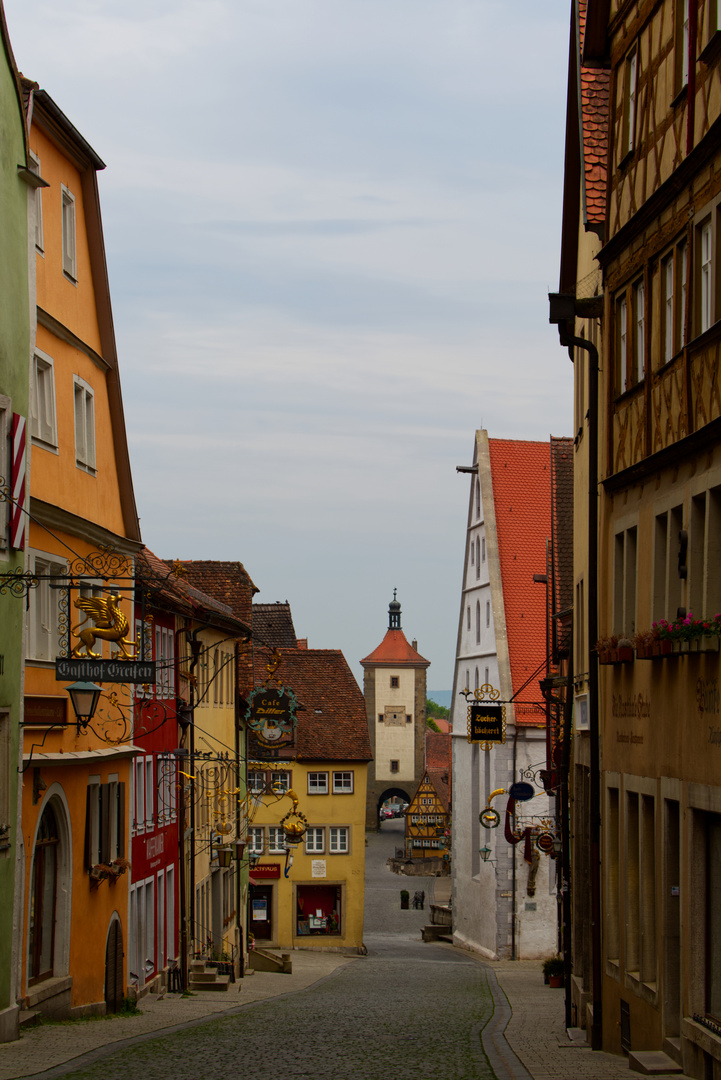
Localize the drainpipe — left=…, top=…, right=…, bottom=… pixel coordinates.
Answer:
left=549, top=292, right=602, bottom=1051
left=175, top=620, right=191, bottom=993
left=186, top=624, right=204, bottom=964
left=511, top=726, right=519, bottom=961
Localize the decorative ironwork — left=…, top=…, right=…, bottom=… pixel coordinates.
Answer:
left=57, top=584, right=69, bottom=659
left=0, top=569, right=39, bottom=598
left=67, top=544, right=132, bottom=581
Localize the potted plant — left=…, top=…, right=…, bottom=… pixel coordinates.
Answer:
left=595, top=635, right=618, bottom=664
left=542, top=955, right=565, bottom=987
left=633, top=628, right=656, bottom=660
left=654, top=613, right=721, bottom=653
left=616, top=636, right=634, bottom=662
left=400, top=889, right=410, bottom=910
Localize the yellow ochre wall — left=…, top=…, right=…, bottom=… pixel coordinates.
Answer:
left=251, top=760, right=368, bottom=950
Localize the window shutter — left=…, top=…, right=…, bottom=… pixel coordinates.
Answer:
left=100, top=784, right=111, bottom=864
left=84, top=786, right=93, bottom=870
left=117, top=783, right=125, bottom=858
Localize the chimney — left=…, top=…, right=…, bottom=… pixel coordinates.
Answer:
left=296, top=638, right=308, bottom=650
left=412, top=639, right=418, bottom=651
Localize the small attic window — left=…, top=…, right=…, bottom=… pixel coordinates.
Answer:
left=314, top=708, right=322, bottom=714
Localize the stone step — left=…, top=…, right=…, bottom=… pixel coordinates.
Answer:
left=628, top=1050, right=684, bottom=1075
left=188, top=971, right=219, bottom=982
left=421, top=925, right=452, bottom=943
left=248, top=948, right=292, bottom=974
left=663, top=1037, right=683, bottom=1067
left=188, top=974, right=230, bottom=992
left=19, top=1009, right=40, bottom=1028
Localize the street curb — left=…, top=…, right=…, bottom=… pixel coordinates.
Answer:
left=479, top=965, right=534, bottom=1080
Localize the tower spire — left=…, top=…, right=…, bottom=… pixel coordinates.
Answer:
left=388, top=589, right=402, bottom=630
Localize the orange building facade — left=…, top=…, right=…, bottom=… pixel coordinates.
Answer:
left=20, top=85, right=142, bottom=1018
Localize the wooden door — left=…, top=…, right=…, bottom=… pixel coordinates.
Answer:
left=249, top=885, right=273, bottom=941
left=105, top=919, right=124, bottom=1013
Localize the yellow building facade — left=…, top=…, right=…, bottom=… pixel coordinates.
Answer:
left=246, top=639, right=371, bottom=952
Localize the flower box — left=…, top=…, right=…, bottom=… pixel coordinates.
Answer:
left=652, top=640, right=673, bottom=657
left=616, top=646, right=634, bottom=663
left=635, top=645, right=654, bottom=660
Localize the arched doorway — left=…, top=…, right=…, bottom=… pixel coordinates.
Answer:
left=28, top=804, right=60, bottom=985
left=105, top=918, right=124, bottom=1013
left=376, top=787, right=412, bottom=824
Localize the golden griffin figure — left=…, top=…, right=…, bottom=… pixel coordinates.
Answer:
left=71, top=592, right=135, bottom=659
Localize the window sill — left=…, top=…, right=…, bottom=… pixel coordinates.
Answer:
left=63, top=271, right=78, bottom=287
left=618, top=147, right=636, bottom=171
left=75, top=463, right=97, bottom=476
left=614, top=379, right=645, bottom=406
left=31, top=436, right=59, bottom=455
left=699, top=32, right=721, bottom=65
left=687, top=319, right=721, bottom=353
left=671, top=84, right=688, bottom=110
left=683, top=1017, right=721, bottom=1062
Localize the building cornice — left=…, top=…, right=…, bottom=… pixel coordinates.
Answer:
left=37, top=307, right=109, bottom=371
left=29, top=497, right=143, bottom=556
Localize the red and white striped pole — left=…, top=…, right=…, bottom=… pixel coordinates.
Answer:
left=10, top=413, right=26, bottom=550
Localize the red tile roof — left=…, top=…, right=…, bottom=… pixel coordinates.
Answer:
left=252, top=603, right=298, bottom=648
left=425, top=731, right=451, bottom=772
left=488, top=440, right=552, bottom=721
left=360, top=629, right=429, bottom=667
left=251, top=646, right=372, bottom=762
left=170, top=560, right=257, bottom=628
left=579, top=0, right=609, bottom=228
left=428, top=715, right=451, bottom=734
left=551, top=437, right=574, bottom=656
left=140, top=550, right=250, bottom=635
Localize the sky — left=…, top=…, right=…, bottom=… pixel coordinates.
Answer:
left=5, top=0, right=572, bottom=691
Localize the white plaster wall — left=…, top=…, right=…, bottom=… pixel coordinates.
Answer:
left=450, top=436, right=557, bottom=961
left=512, top=728, right=558, bottom=960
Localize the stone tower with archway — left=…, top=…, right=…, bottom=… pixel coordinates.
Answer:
left=361, top=593, right=430, bottom=828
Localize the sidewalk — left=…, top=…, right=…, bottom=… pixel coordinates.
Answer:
left=490, top=959, right=692, bottom=1080
left=0, top=952, right=355, bottom=1080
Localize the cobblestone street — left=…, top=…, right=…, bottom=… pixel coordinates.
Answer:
left=2, top=820, right=661, bottom=1080
left=35, top=822, right=498, bottom=1080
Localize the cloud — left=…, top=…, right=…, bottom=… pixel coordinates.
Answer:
left=6, top=0, right=571, bottom=684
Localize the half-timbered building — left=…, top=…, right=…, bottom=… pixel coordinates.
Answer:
left=553, top=0, right=721, bottom=1071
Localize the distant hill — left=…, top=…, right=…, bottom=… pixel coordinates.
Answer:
left=427, top=690, right=451, bottom=710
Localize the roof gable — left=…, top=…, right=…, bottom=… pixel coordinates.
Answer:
left=361, top=629, right=429, bottom=667
left=488, top=439, right=552, bottom=714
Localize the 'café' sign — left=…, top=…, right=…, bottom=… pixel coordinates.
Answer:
left=244, top=686, right=297, bottom=746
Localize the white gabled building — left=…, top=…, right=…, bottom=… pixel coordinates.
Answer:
left=450, top=431, right=570, bottom=960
